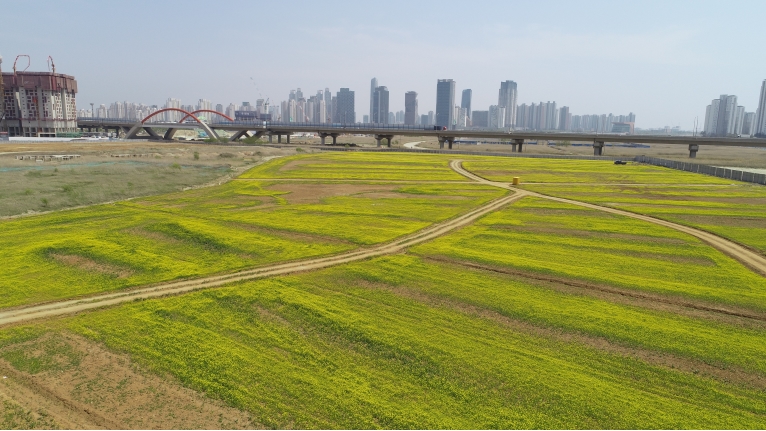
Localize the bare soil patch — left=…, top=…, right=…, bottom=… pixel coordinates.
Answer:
left=266, top=183, right=400, bottom=204
left=51, top=253, right=134, bottom=278
left=672, top=215, right=766, bottom=229
left=0, top=332, right=256, bottom=429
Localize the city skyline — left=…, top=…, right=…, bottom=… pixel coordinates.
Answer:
left=6, top=1, right=763, bottom=129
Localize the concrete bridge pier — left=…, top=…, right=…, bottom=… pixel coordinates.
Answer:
left=513, top=138, right=524, bottom=152
left=331, top=133, right=340, bottom=145
left=277, top=134, right=282, bottom=143
left=593, top=141, right=605, bottom=156
left=375, top=135, right=383, bottom=147
left=438, top=137, right=446, bottom=149
left=268, top=133, right=273, bottom=143
left=689, top=144, right=699, bottom=158
left=229, top=130, right=251, bottom=142
left=447, top=138, right=454, bottom=149
left=319, top=133, right=328, bottom=145
left=286, top=134, right=291, bottom=144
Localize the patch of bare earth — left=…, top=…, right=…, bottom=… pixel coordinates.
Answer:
left=489, top=224, right=689, bottom=245
left=50, top=253, right=134, bottom=279
left=348, top=271, right=766, bottom=390
left=266, top=183, right=401, bottom=204
left=672, top=214, right=766, bottom=229
left=0, top=332, right=257, bottom=429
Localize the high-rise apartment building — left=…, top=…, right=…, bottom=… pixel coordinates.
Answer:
left=404, top=91, right=418, bottom=125
left=461, top=89, right=472, bottom=120
left=756, top=80, right=766, bottom=136
left=488, top=105, right=506, bottom=129
left=369, top=78, right=378, bottom=123
left=372, top=86, right=389, bottom=124
left=743, top=112, right=757, bottom=136
left=334, top=88, right=355, bottom=124
left=324, top=88, right=331, bottom=122
left=498, top=80, right=517, bottom=128
left=558, top=106, right=571, bottom=131
left=0, top=69, right=79, bottom=137
left=705, top=95, right=739, bottom=136
left=435, top=79, right=455, bottom=128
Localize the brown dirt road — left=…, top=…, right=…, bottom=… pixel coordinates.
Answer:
left=0, top=186, right=524, bottom=327
left=450, top=160, right=766, bottom=277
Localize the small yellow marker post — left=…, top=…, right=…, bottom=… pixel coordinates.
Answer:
left=512, top=177, right=520, bottom=185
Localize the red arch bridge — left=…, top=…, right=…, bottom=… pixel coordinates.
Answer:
left=76, top=109, right=766, bottom=158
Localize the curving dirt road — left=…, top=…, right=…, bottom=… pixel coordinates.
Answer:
left=0, top=187, right=524, bottom=327
left=450, top=160, right=766, bottom=277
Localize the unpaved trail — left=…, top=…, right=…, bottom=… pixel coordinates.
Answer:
left=450, top=160, right=766, bottom=277
left=0, top=188, right=522, bottom=327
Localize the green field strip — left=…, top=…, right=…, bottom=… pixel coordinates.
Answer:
left=462, top=159, right=735, bottom=184
left=411, top=196, right=766, bottom=312
left=16, top=258, right=758, bottom=428
left=0, top=160, right=503, bottom=308
left=522, top=183, right=766, bottom=254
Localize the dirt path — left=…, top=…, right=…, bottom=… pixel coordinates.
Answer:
left=450, top=160, right=766, bottom=277
left=0, top=189, right=522, bottom=327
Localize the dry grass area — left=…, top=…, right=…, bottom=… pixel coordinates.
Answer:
left=0, top=331, right=255, bottom=429
left=0, top=141, right=306, bottom=217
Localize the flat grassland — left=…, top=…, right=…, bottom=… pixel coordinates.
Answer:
left=1, top=151, right=765, bottom=428
left=0, top=153, right=501, bottom=308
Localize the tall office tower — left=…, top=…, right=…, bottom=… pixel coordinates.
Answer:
left=498, top=80, right=518, bottom=128
left=215, top=103, right=223, bottom=113
left=369, top=78, right=378, bottom=122
left=428, top=111, right=434, bottom=126
left=472, top=111, right=489, bottom=128
left=404, top=91, right=418, bottom=125
left=372, top=86, right=389, bottom=124
left=461, top=89, right=472, bottom=120
left=306, top=98, right=315, bottom=122
left=318, top=100, right=326, bottom=124
left=288, top=99, right=297, bottom=122
left=420, top=114, right=429, bottom=126
left=558, top=106, right=570, bottom=130
left=396, top=110, right=404, bottom=124
left=324, top=88, right=332, bottom=122
left=289, top=90, right=296, bottom=102
left=335, top=88, right=355, bottom=124
left=742, top=112, right=757, bottom=136
left=756, top=80, right=766, bottom=136
left=516, top=104, right=529, bottom=129
left=435, top=79, right=456, bottom=128
left=388, top=112, right=395, bottom=124
left=269, top=106, right=280, bottom=121
left=295, top=88, right=303, bottom=101
left=363, top=115, right=370, bottom=123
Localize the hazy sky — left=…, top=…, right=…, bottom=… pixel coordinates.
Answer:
left=3, top=0, right=764, bottom=129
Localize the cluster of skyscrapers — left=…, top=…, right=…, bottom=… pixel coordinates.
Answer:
left=704, top=80, right=766, bottom=137
left=84, top=77, right=766, bottom=140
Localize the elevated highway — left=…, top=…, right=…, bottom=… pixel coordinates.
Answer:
left=77, top=110, right=766, bottom=158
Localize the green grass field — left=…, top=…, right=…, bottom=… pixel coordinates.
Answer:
left=1, top=253, right=760, bottom=428
left=240, top=152, right=469, bottom=181
left=462, top=158, right=734, bottom=184
left=522, top=183, right=766, bottom=254
left=1, top=152, right=765, bottom=428
left=412, top=196, right=766, bottom=311
left=0, top=154, right=504, bottom=308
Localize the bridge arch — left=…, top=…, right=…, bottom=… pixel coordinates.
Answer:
left=178, top=110, right=234, bottom=123
left=139, top=108, right=218, bottom=140
left=141, top=108, right=202, bottom=125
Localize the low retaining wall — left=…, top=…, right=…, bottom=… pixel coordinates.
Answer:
left=636, top=155, right=766, bottom=185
